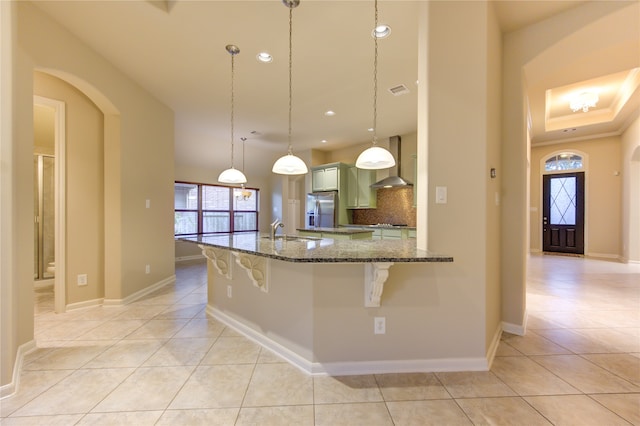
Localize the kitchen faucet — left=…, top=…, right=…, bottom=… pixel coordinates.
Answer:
left=270, top=219, right=284, bottom=239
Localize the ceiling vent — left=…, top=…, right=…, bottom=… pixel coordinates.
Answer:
left=388, top=84, right=410, bottom=96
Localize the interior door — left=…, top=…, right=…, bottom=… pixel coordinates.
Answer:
left=542, top=172, right=585, bottom=254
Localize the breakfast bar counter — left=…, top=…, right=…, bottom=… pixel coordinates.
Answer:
left=181, top=232, right=452, bottom=263
left=180, top=233, right=456, bottom=375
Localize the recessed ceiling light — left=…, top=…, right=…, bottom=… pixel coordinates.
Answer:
left=321, top=139, right=327, bottom=144
left=367, top=127, right=374, bottom=132
left=372, top=24, right=391, bottom=39
left=256, top=52, right=273, bottom=63
left=324, top=110, right=336, bottom=117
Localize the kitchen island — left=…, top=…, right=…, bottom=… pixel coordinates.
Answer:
left=341, top=224, right=417, bottom=240
left=296, top=227, right=374, bottom=240
left=181, top=233, right=463, bottom=375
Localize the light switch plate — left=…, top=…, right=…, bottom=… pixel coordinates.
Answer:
left=435, top=186, right=447, bottom=204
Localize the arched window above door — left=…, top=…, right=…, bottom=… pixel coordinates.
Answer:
left=544, top=153, right=583, bottom=172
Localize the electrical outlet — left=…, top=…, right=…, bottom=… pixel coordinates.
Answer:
left=374, top=317, right=386, bottom=334
left=227, top=285, right=232, bottom=298
left=145, top=264, right=150, bottom=274
left=145, top=199, right=151, bottom=209
left=77, top=274, right=88, bottom=286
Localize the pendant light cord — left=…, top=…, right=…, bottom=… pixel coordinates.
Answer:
left=230, top=49, right=236, bottom=166
left=287, top=6, right=293, bottom=155
left=372, top=0, right=378, bottom=146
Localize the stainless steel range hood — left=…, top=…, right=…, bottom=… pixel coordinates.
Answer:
left=370, top=135, right=413, bottom=188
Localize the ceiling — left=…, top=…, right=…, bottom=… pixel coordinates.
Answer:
left=31, top=0, right=639, bottom=173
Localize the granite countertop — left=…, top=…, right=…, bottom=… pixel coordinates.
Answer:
left=297, top=227, right=374, bottom=235
left=181, top=232, right=453, bottom=264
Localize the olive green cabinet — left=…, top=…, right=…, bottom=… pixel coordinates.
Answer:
left=346, top=166, right=377, bottom=208
left=311, top=166, right=339, bottom=192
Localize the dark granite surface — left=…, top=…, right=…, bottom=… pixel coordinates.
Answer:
left=181, top=232, right=453, bottom=264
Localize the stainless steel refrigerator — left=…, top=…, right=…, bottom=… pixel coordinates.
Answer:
left=305, top=191, right=337, bottom=228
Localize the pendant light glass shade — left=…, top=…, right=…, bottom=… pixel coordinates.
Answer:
left=355, top=0, right=395, bottom=170
left=272, top=152, right=308, bottom=175
left=218, top=167, right=247, bottom=184
left=272, top=0, right=308, bottom=176
left=219, top=44, right=247, bottom=185
left=355, top=146, right=395, bottom=169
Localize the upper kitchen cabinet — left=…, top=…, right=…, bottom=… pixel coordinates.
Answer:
left=346, top=165, right=377, bottom=208
left=311, top=163, right=344, bottom=192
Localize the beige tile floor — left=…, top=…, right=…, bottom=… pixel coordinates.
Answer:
left=1, top=254, right=638, bottom=425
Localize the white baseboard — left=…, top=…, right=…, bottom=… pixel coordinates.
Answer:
left=0, top=340, right=36, bottom=400
left=317, top=357, right=489, bottom=376
left=175, top=255, right=205, bottom=262
left=66, top=298, right=104, bottom=311
left=208, top=305, right=491, bottom=376
left=103, top=275, right=176, bottom=306
left=207, top=305, right=315, bottom=375
left=502, top=309, right=528, bottom=336
left=486, top=323, right=503, bottom=370
left=529, top=248, right=541, bottom=254
left=586, top=252, right=622, bottom=261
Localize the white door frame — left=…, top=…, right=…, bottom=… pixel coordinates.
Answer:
left=34, top=95, right=66, bottom=313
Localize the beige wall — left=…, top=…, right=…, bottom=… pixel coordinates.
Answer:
left=484, top=2, right=502, bottom=353
left=621, top=116, right=640, bottom=262
left=530, top=137, right=623, bottom=259
left=425, top=1, right=498, bottom=357
left=2, top=1, right=174, bottom=389
left=33, top=104, right=54, bottom=155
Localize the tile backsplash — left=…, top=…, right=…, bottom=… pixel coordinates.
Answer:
left=350, top=187, right=416, bottom=226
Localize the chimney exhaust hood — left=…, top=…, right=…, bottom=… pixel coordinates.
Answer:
left=370, top=135, right=413, bottom=188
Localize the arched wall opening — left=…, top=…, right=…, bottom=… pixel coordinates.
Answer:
left=502, top=1, right=638, bottom=330
left=33, top=70, right=120, bottom=311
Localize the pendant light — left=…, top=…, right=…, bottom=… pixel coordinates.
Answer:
left=272, top=0, right=309, bottom=175
left=355, top=0, right=395, bottom=170
left=218, top=44, right=248, bottom=184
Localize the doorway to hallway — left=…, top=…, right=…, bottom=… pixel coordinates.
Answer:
left=34, top=95, right=66, bottom=313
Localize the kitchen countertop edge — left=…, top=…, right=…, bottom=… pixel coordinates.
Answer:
left=180, top=233, right=453, bottom=264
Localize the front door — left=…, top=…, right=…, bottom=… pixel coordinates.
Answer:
left=542, top=172, right=585, bottom=254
